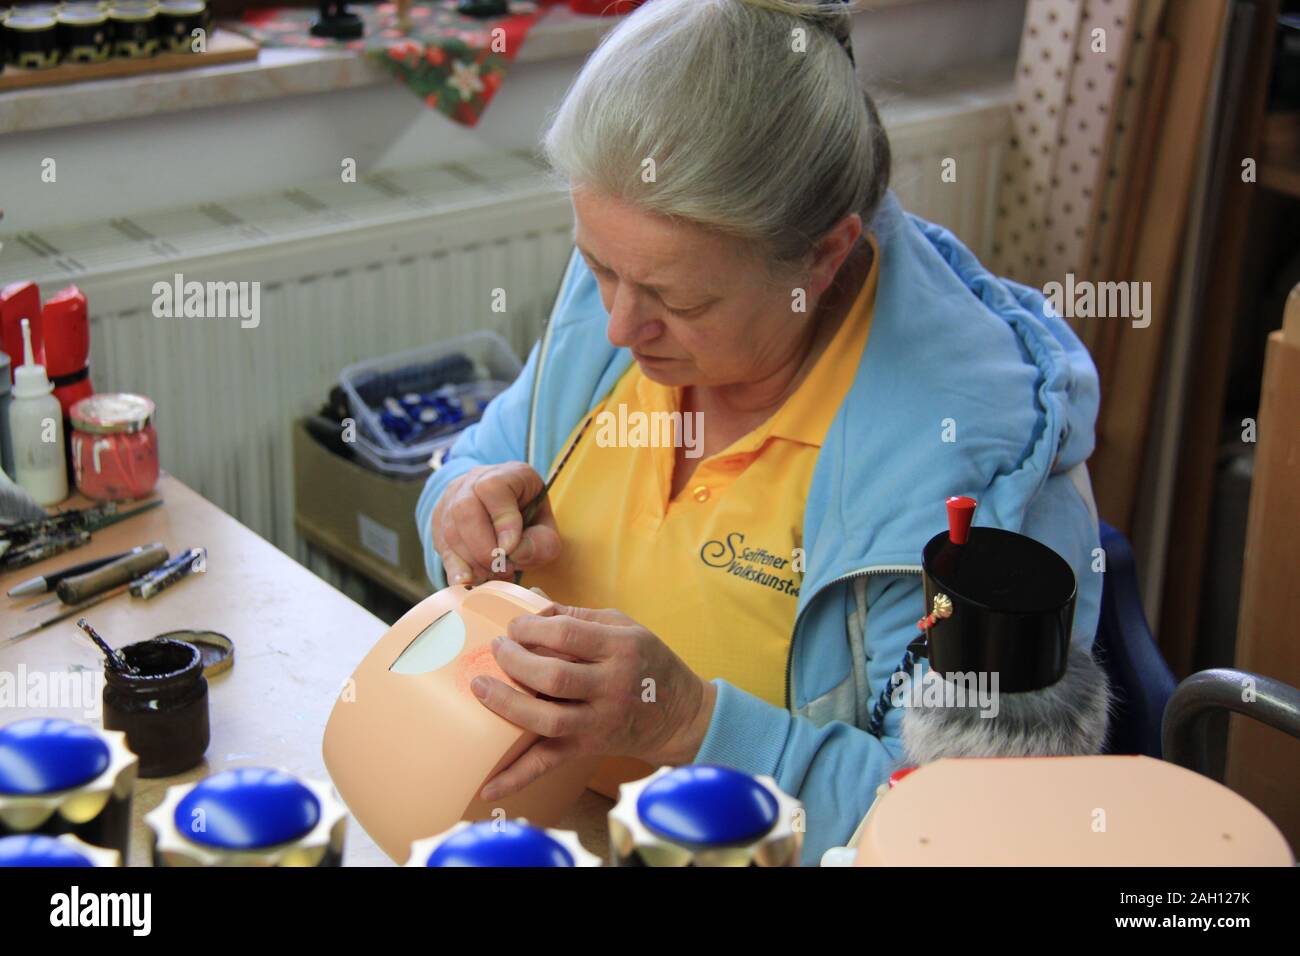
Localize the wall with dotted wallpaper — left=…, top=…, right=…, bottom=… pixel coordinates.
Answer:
left=991, top=0, right=1150, bottom=293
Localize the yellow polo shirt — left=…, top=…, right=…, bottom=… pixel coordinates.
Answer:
left=521, top=244, right=878, bottom=707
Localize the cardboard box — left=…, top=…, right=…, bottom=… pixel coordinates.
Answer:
left=293, top=419, right=433, bottom=605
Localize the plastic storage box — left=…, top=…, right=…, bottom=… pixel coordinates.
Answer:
left=339, top=331, right=522, bottom=465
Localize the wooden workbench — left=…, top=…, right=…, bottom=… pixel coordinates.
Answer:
left=0, top=474, right=611, bottom=866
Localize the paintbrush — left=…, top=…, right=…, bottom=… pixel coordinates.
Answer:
left=2, top=583, right=131, bottom=648
left=5, top=541, right=205, bottom=647
left=0, top=499, right=163, bottom=571
left=510, top=415, right=592, bottom=586
left=520, top=415, right=594, bottom=527
left=76, top=618, right=138, bottom=674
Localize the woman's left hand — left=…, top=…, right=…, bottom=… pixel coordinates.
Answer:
left=470, top=602, right=717, bottom=802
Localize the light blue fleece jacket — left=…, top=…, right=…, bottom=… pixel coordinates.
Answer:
left=416, top=192, right=1102, bottom=866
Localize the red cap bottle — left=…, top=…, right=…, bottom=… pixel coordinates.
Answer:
left=42, top=285, right=94, bottom=416
left=1, top=282, right=43, bottom=384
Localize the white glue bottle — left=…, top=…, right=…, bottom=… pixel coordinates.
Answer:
left=8, top=318, right=68, bottom=505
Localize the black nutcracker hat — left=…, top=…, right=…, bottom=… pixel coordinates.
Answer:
left=909, top=497, right=1077, bottom=694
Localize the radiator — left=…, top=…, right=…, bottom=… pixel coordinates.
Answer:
left=883, top=73, right=1012, bottom=261
left=1, top=150, right=576, bottom=574
left=0, top=96, right=1011, bottom=606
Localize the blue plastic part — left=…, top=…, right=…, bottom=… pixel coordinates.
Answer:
left=424, top=820, right=575, bottom=867
left=173, top=768, right=321, bottom=851
left=0, top=718, right=111, bottom=796
left=636, top=765, right=778, bottom=846
left=0, top=834, right=96, bottom=867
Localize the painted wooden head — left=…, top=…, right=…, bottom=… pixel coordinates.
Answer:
left=322, top=581, right=595, bottom=861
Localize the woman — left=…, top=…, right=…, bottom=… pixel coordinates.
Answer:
left=417, top=0, right=1106, bottom=864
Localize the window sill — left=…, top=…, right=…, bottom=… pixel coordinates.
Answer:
left=0, top=6, right=621, bottom=136
left=0, top=0, right=1022, bottom=137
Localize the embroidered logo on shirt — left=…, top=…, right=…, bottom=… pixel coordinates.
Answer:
left=699, top=532, right=801, bottom=597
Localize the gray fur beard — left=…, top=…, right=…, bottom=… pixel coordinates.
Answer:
left=901, top=642, right=1112, bottom=765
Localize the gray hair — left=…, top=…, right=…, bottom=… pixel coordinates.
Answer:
left=542, top=0, right=891, bottom=270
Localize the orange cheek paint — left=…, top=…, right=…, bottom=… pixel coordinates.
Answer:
left=456, top=643, right=517, bottom=697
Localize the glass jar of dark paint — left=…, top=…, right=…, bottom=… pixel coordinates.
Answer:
left=103, top=638, right=209, bottom=778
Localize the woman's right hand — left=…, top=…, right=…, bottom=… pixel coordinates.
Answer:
left=430, top=463, right=562, bottom=586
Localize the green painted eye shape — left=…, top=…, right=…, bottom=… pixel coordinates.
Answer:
left=390, top=611, right=467, bottom=675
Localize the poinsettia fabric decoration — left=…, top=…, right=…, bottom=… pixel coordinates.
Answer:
left=231, top=1, right=555, bottom=127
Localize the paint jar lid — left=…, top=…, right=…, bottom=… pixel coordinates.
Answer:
left=155, top=629, right=233, bottom=678
left=146, top=767, right=348, bottom=866
left=7, top=4, right=59, bottom=20
left=3, top=13, right=57, bottom=33
left=0, top=719, right=138, bottom=820
left=70, top=392, right=154, bottom=434
left=608, top=765, right=803, bottom=866
left=157, top=0, right=204, bottom=13
left=107, top=4, right=157, bottom=21
left=56, top=8, right=108, bottom=24
left=0, top=833, right=120, bottom=867
left=407, top=819, right=599, bottom=867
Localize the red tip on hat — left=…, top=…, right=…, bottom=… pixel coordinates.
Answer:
left=946, top=496, right=977, bottom=544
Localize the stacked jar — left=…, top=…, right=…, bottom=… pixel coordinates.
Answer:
left=3, top=5, right=62, bottom=69
left=0, top=2, right=211, bottom=66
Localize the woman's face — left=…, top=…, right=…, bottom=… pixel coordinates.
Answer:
left=572, top=188, right=842, bottom=389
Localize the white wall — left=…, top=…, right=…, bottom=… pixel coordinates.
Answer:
left=1, top=0, right=1025, bottom=231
